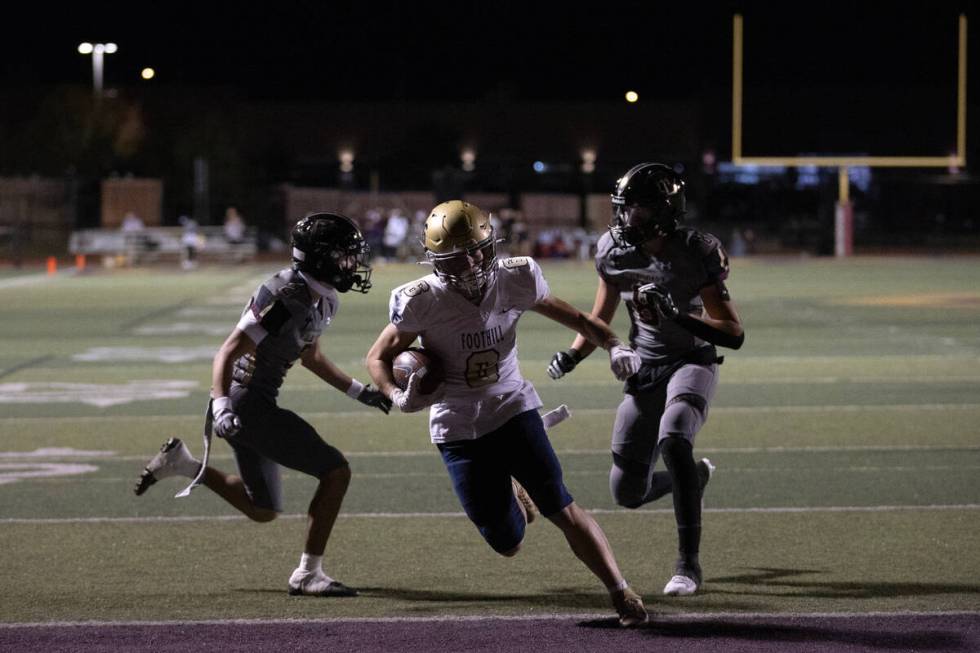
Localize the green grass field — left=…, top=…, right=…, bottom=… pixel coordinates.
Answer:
left=1, top=256, right=979, bottom=624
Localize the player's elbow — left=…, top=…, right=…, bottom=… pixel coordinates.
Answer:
left=726, top=327, right=745, bottom=350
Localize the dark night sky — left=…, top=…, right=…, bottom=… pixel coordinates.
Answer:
left=3, top=2, right=971, bottom=99
left=2, top=1, right=976, bottom=156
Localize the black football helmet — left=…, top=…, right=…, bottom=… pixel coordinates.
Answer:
left=610, top=162, right=686, bottom=247
left=291, top=212, right=372, bottom=293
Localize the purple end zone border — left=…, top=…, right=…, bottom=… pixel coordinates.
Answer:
left=1, top=613, right=978, bottom=653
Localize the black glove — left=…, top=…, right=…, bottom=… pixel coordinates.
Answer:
left=634, top=283, right=680, bottom=321
left=547, top=349, right=581, bottom=380
left=357, top=384, right=392, bottom=414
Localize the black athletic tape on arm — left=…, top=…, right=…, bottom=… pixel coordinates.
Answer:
left=259, top=301, right=291, bottom=335
left=674, top=314, right=744, bottom=350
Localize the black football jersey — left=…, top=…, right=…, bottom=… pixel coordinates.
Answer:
left=233, top=268, right=338, bottom=398
left=595, top=228, right=730, bottom=364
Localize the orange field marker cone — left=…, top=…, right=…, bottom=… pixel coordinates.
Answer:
left=75, top=254, right=86, bottom=271
left=46, top=256, right=57, bottom=276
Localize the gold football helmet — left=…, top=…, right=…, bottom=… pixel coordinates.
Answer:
left=423, top=200, right=497, bottom=298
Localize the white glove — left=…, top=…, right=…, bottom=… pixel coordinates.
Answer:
left=390, top=372, right=445, bottom=413
left=212, top=396, right=242, bottom=439
left=608, top=344, right=641, bottom=381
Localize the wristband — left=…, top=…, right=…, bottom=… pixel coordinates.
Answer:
left=213, top=396, right=233, bottom=413
left=346, top=378, right=365, bottom=398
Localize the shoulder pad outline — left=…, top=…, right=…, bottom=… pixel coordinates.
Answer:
left=501, top=256, right=530, bottom=269
left=402, top=280, right=431, bottom=297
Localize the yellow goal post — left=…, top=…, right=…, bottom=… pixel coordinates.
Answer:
left=731, top=14, right=968, bottom=256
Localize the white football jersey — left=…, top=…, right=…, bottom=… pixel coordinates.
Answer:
left=389, top=256, right=550, bottom=443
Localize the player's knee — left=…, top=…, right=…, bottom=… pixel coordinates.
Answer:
left=499, top=542, right=522, bottom=557
left=483, top=518, right=526, bottom=556
left=251, top=507, right=278, bottom=523
left=661, top=395, right=703, bottom=439
left=321, top=464, right=351, bottom=492
left=610, top=453, right=649, bottom=509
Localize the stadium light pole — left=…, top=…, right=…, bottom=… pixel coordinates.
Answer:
left=77, top=42, right=118, bottom=101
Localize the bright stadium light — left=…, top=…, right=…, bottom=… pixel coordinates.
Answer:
left=581, top=149, right=596, bottom=174
left=78, top=42, right=118, bottom=100
left=625, top=90, right=639, bottom=103
left=461, top=148, right=476, bottom=172
left=141, top=68, right=155, bottom=80
left=339, top=149, right=355, bottom=173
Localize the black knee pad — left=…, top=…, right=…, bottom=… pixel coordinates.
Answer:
left=667, top=393, right=706, bottom=413
left=611, top=451, right=650, bottom=509
left=612, top=450, right=650, bottom=478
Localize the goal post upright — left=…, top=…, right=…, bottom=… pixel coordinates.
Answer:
left=731, top=13, right=968, bottom=256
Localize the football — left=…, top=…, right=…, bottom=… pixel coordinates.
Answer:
left=392, top=347, right=444, bottom=394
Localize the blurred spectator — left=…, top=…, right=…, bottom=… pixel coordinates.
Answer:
left=363, top=208, right=385, bottom=262
left=728, top=228, right=756, bottom=256
left=120, top=211, right=152, bottom=265
left=729, top=228, right=747, bottom=256
left=223, top=206, right=247, bottom=244
left=533, top=229, right=569, bottom=258
left=179, top=215, right=202, bottom=270
left=500, top=209, right=530, bottom=256
left=382, top=209, right=409, bottom=261
left=120, top=211, right=145, bottom=233
left=407, top=210, right=427, bottom=259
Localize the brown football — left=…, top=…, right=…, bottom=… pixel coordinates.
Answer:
left=392, top=347, right=444, bottom=394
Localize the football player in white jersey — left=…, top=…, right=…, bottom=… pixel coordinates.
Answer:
left=548, top=163, right=745, bottom=597
left=135, top=213, right=391, bottom=597
left=366, top=200, right=648, bottom=627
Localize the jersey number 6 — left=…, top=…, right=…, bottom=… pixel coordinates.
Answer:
left=465, top=349, right=501, bottom=387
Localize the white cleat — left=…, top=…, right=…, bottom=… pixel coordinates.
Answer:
left=287, top=569, right=358, bottom=597
left=663, top=574, right=700, bottom=596
left=697, top=458, right=715, bottom=493
left=697, top=457, right=715, bottom=510
left=133, top=438, right=200, bottom=496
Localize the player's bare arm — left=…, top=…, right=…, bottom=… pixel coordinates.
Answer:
left=546, top=278, right=623, bottom=380
left=211, top=328, right=256, bottom=399
left=567, top=276, right=622, bottom=359
left=366, top=323, right=420, bottom=398
left=693, top=281, right=744, bottom=344
left=532, top=294, right=622, bottom=351
left=300, top=336, right=355, bottom=392
left=648, top=281, right=743, bottom=349
left=304, top=334, right=392, bottom=413
left=534, top=294, right=640, bottom=381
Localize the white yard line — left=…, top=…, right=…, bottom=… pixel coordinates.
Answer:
left=15, top=443, right=980, bottom=463
left=1, top=609, right=978, bottom=629
left=2, top=503, right=979, bottom=525
left=20, top=463, right=980, bottom=485
left=2, top=402, right=980, bottom=424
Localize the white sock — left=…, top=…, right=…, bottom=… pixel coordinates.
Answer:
left=299, top=553, right=323, bottom=574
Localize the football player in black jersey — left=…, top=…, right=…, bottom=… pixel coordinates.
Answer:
left=548, top=163, right=744, bottom=597
left=134, top=213, right=391, bottom=597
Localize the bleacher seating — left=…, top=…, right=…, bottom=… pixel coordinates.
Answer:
left=68, top=226, right=258, bottom=265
